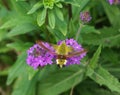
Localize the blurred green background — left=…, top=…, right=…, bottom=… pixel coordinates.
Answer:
left=0, top=0, right=120, bottom=95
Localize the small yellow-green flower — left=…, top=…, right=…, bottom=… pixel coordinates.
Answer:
left=43, top=0, right=55, bottom=9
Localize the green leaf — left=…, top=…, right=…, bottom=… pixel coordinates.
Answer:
left=27, top=66, right=38, bottom=80
left=7, top=41, right=33, bottom=52
left=38, top=65, right=85, bottom=95
left=81, top=25, right=100, bottom=34
left=67, top=19, right=76, bottom=38
left=12, top=72, right=37, bottom=95
left=0, top=16, right=33, bottom=29
left=101, top=48, right=119, bottom=64
left=88, top=66, right=120, bottom=93
left=0, top=19, right=20, bottom=29
left=82, top=27, right=120, bottom=47
left=47, top=26, right=66, bottom=40
left=77, top=25, right=100, bottom=43
left=63, top=0, right=80, bottom=7
left=86, top=42, right=120, bottom=93
left=0, top=30, right=7, bottom=41
left=37, top=9, right=47, bottom=26
left=101, top=0, right=120, bottom=27
left=11, top=1, right=30, bottom=14
left=78, top=0, right=90, bottom=11
left=7, top=52, right=27, bottom=85
left=86, top=45, right=102, bottom=77
left=55, top=3, right=63, bottom=8
left=7, top=23, right=37, bottom=37
left=27, top=1, right=42, bottom=14
left=56, top=19, right=67, bottom=36
left=55, top=7, right=64, bottom=21
left=38, top=65, right=58, bottom=80
left=89, top=45, right=102, bottom=69
left=76, top=79, right=119, bottom=95
left=48, top=10, right=55, bottom=29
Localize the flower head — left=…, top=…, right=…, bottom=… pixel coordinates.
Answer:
left=26, top=43, right=54, bottom=69
left=108, top=0, right=114, bottom=4
left=43, top=0, right=55, bottom=9
left=108, top=0, right=120, bottom=4
left=80, top=11, right=92, bottom=23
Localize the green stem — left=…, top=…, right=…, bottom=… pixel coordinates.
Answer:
left=70, top=87, right=74, bottom=95
left=75, top=24, right=83, bottom=41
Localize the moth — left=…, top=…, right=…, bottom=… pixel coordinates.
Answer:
left=36, top=40, right=87, bottom=68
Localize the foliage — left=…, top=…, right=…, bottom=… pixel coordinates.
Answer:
left=0, top=0, right=120, bottom=95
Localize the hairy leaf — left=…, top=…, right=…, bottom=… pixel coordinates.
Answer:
left=7, top=52, right=27, bottom=85
left=48, top=10, right=55, bottom=29
left=7, top=23, right=37, bottom=37
left=55, top=7, right=64, bottom=21
left=12, top=72, right=37, bottom=95
left=37, top=9, right=47, bottom=26
left=38, top=65, right=86, bottom=95
left=27, top=1, right=42, bottom=14
left=88, top=66, right=120, bottom=93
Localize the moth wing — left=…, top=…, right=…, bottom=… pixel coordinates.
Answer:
left=36, top=40, right=56, bottom=55
left=66, top=49, right=87, bottom=58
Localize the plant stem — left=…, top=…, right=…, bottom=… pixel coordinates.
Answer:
left=75, top=24, right=83, bottom=41
left=0, top=87, right=6, bottom=95
left=70, top=87, right=74, bottom=95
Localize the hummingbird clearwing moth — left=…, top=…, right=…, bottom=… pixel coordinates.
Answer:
left=36, top=40, right=87, bottom=68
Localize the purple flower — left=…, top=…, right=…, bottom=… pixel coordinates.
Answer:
left=108, top=0, right=120, bottom=4
left=58, top=39, right=86, bottom=66
left=80, top=11, right=92, bottom=23
left=26, top=43, right=54, bottom=69
left=108, top=0, right=114, bottom=4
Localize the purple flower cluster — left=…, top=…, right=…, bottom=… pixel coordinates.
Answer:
left=108, top=0, right=120, bottom=4
left=26, top=43, right=54, bottom=69
left=26, top=39, right=86, bottom=69
left=80, top=12, right=92, bottom=23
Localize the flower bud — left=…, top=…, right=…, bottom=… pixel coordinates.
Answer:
left=80, top=11, right=92, bottom=23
